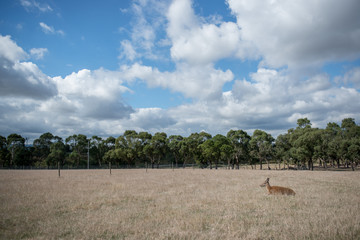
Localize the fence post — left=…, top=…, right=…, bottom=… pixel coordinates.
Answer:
left=109, top=162, right=112, bottom=175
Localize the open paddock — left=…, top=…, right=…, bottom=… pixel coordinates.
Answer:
left=0, top=169, right=359, bottom=239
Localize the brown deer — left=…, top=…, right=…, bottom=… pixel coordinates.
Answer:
left=260, top=178, right=295, bottom=196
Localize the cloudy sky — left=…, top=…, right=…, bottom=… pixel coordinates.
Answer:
left=0, top=0, right=360, bottom=141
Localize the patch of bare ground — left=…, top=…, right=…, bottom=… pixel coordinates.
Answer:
left=0, top=169, right=359, bottom=239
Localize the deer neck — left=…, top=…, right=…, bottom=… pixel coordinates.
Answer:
left=266, top=183, right=272, bottom=192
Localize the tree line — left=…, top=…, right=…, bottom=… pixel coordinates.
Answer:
left=0, top=118, right=359, bottom=170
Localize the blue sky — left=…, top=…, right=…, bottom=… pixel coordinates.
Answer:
left=1, top=0, right=360, bottom=141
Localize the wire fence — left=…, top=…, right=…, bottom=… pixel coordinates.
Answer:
left=0, top=164, right=201, bottom=170
left=1, top=163, right=357, bottom=171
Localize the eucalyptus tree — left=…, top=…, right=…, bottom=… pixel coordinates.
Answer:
left=199, top=134, right=233, bottom=169
left=341, top=118, right=357, bottom=133
left=116, top=130, right=139, bottom=167
left=105, top=136, right=116, bottom=150
left=297, top=118, right=312, bottom=129
left=250, top=130, right=274, bottom=170
left=7, top=134, right=25, bottom=167
left=275, top=133, right=291, bottom=169
left=347, top=138, right=360, bottom=170
left=339, top=118, right=360, bottom=169
left=33, top=132, right=59, bottom=167
left=103, top=148, right=119, bottom=166
left=46, top=141, right=66, bottom=167
left=287, top=118, right=313, bottom=169
left=179, top=137, right=191, bottom=168
left=182, top=132, right=212, bottom=167
left=137, top=131, right=152, bottom=166
left=321, top=122, right=342, bottom=168
left=102, top=136, right=117, bottom=165
left=200, top=138, right=215, bottom=168
left=150, top=132, right=168, bottom=168
left=213, top=134, right=233, bottom=169
left=168, top=135, right=184, bottom=168
left=294, top=128, right=322, bottom=170
left=227, top=130, right=251, bottom=169
left=0, top=135, right=9, bottom=167
left=89, top=136, right=109, bottom=167
left=66, top=134, right=88, bottom=167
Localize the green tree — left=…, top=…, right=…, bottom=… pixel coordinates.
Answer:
left=105, top=136, right=116, bottom=150
left=90, top=136, right=109, bottom=167
left=168, top=135, right=184, bottom=168
left=200, top=138, right=216, bottom=169
left=341, top=118, right=356, bottom=132
left=182, top=132, right=211, bottom=167
left=322, top=122, right=342, bottom=168
left=213, top=134, right=233, bottom=169
left=297, top=118, right=312, bottom=129
left=7, top=134, right=25, bottom=167
left=348, top=138, right=360, bottom=170
left=0, top=136, right=10, bottom=167
left=115, top=130, right=139, bottom=167
left=227, top=130, right=251, bottom=169
left=137, top=132, right=152, bottom=166
left=200, top=134, right=233, bottom=169
left=65, top=134, right=88, bottom=167
left=103, top=149, right=120, bottom=166
left=46, top=141, right=66, bottom=167
left=148, top=132, right=168, bottom=168
left=102, top=136, right=117, bottom=166
left=338, top=118, right=360, bottom=169
left=275, top=133, right=291, bottom=169
left=250, top=130, right=274, bottom=170
left=33, top=132, right=60, bottom=167
left=294, top=128, right=322, bottom=171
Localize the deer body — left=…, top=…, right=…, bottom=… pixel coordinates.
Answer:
left=260, top=178, right=295, bottom=196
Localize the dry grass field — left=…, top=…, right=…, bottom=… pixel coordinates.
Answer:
left=0, top=169, right=359, bottom=240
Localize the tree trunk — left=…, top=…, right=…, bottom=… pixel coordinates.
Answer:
left=235, top=156, right=239, bottom=170
left=324, top=159, right=327, bottom=169
left=174, top=156, right=178, bottom=168
left=308, top=159, right=313, bottom=171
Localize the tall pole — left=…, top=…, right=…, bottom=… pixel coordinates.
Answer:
left=87, top=139, right=90, bottom=170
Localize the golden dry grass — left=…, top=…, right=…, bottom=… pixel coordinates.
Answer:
left=0, top=169, right=359, bottom=240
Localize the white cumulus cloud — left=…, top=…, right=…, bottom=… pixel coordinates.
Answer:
left=30, top=48, right=48, bottom=60
left=167, top=0, right=251, bottom=65
left=0, top=35, right=57, bottom=99
left=226, top=0, right=360, bottom=69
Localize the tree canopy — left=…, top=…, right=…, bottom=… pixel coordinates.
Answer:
left=0, top=118, right=359, bottom=170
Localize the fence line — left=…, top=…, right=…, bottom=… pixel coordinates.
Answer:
left=1, top=163, right=358, bottom=171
